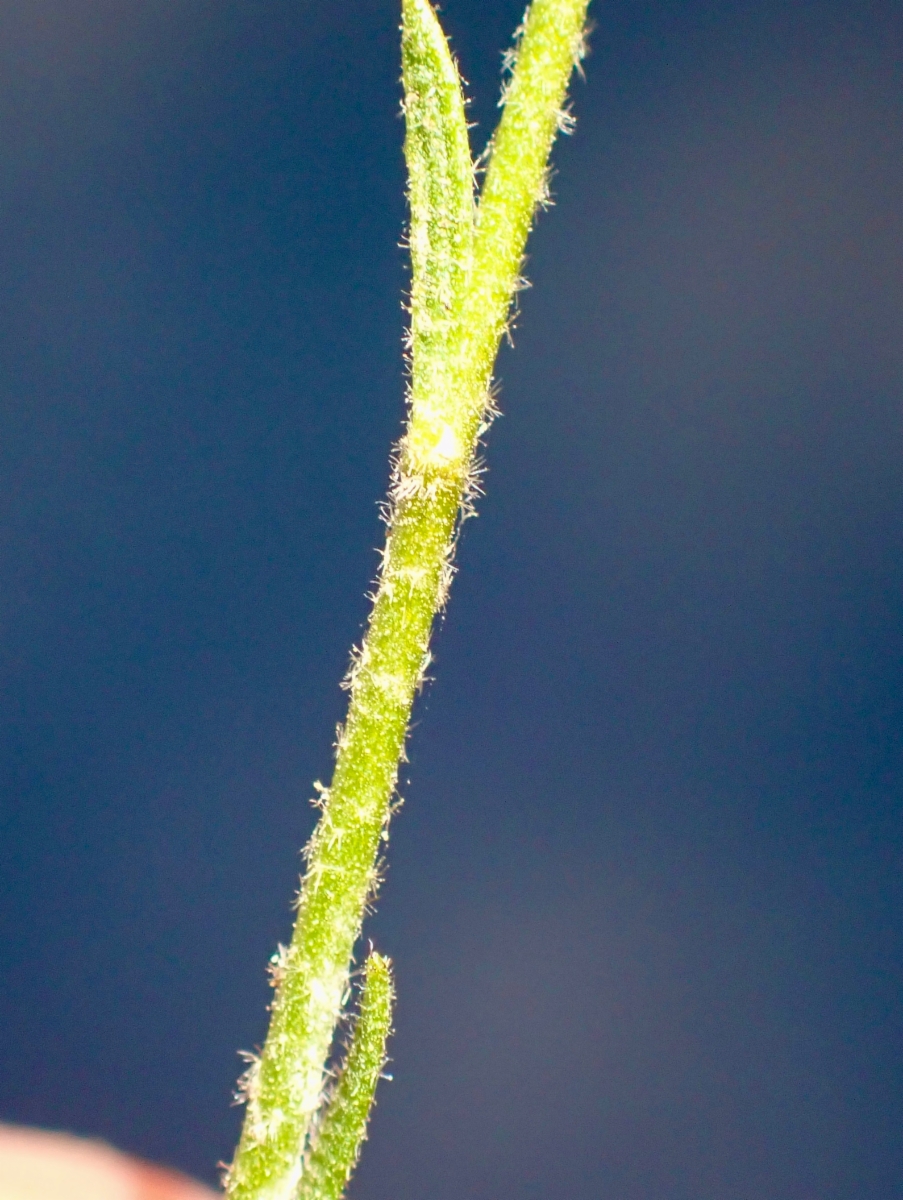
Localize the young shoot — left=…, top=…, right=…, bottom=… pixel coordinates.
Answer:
left=225, top=2, right=591, bottom=1197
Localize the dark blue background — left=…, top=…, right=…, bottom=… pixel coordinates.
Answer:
left=1, top=0, right=901, bottom=1196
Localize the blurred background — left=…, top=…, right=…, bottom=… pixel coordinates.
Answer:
left=0, top=0, right=901, bottom=1196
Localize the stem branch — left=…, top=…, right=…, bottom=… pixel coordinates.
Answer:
left=225, top=3, right=591, bottom=1196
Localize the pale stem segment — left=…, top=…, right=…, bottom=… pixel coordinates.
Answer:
left=225, top=1, right=590, bottom=1198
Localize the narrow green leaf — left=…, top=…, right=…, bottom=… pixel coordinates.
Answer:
left=295, top=954, right=394, bottom=1200
left=456, top=0, right=591, bottom=404
left=402, top=0, right=472, bottom=336
left=401, top=0, right=474, bottom=476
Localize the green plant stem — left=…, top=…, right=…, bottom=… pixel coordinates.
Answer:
left=296, top=953, right=394, bottom=1200
left=225, top=2, right=590, bottom=1197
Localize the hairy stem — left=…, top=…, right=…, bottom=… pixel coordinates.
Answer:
left=296, top=953, right=394, bottom=1200
left=225, top=2, right=590, bottom=1197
